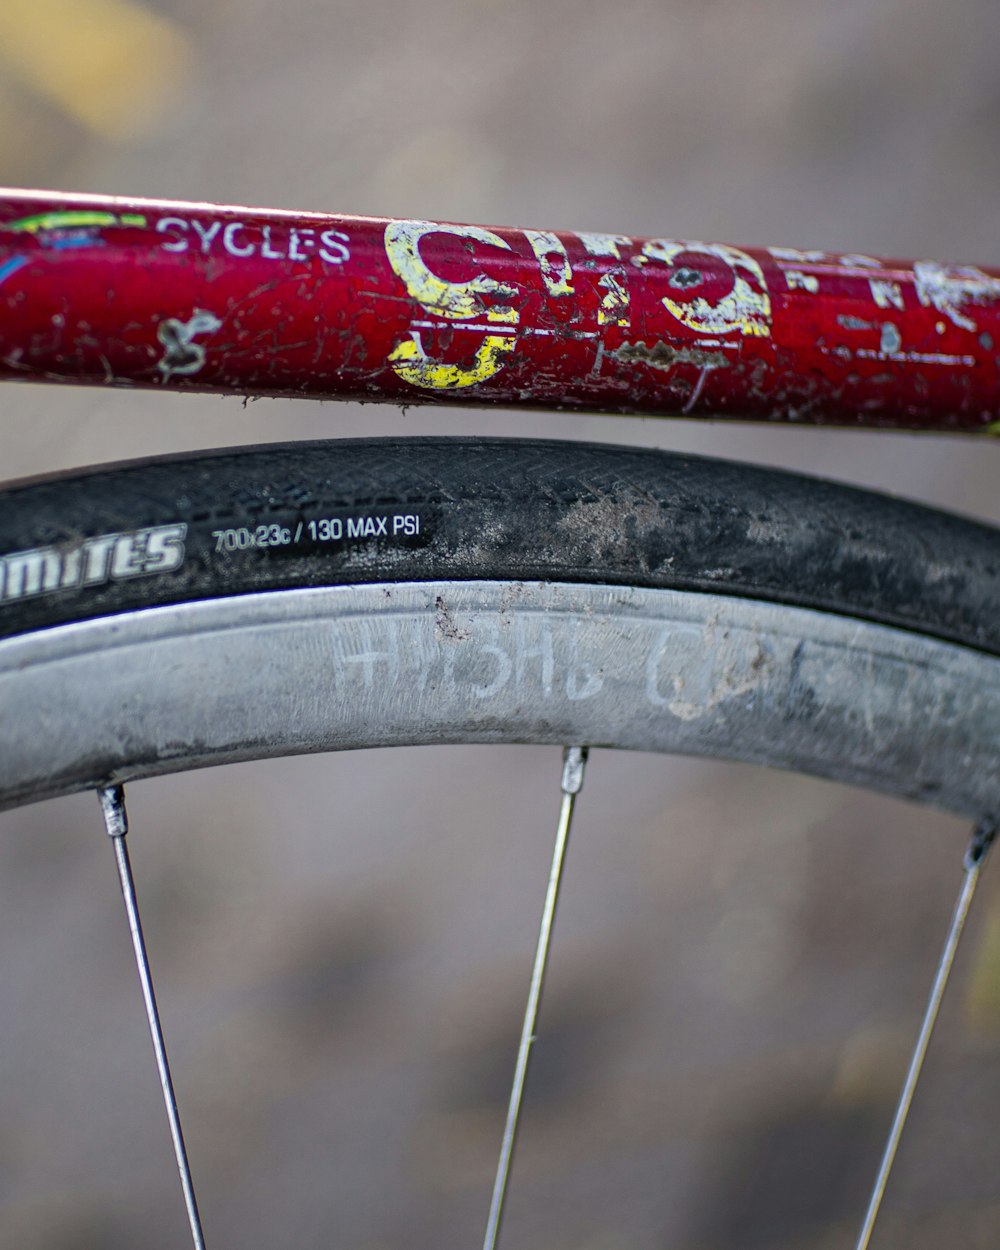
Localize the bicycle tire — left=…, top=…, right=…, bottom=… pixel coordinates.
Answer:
left=1, top=437, right=998, bottom=819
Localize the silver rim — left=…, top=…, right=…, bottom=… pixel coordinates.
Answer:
left=1, top=579, right=998, bottom=817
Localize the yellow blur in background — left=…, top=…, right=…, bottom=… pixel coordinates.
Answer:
left=2, top=0, right=192, bottom=140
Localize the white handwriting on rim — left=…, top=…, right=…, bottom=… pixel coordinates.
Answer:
left=330, top=617, right=604, bottom=702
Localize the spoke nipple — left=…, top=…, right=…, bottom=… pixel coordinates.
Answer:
left=965, top=818, right=997, bottom=870
left=561, top=746, right=588, bottom=796
left=98, top=784, right=129, bottom=839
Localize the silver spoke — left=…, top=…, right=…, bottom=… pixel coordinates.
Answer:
left=98, top=785, right=207, bottom=1250
left=855, top=818, right=996, bottom=1250
left=482, top=746, right=588, bottom=1250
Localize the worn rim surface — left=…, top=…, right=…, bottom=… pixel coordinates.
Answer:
left=2, top=580, right=998, bottom=817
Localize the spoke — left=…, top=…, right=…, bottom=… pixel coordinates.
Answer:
left=482, top=746, right=588, bottom=1250
left=98, top=786, right=207, bottom=1250
left=855, top=818, right=996, bottom=1250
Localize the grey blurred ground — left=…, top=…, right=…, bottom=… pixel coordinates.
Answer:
left=2, top=1, right=1000, bottom=1246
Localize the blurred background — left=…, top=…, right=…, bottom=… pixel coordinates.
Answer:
left=2, top=1, right=1000, bottom=1246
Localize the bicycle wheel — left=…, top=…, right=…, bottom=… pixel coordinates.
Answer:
left=1, top=436, right=998, bottom=818
left=3, top=435, right=1000, bottom=1249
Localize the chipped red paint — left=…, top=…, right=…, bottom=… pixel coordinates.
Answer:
left=1, top=189, right=999, bottom=431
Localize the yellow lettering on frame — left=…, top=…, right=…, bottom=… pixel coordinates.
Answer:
left=642, top=240, right=771, bottom=338
left=388, top=331, right=515, bottom=390
left=384, top=219, right=520, bottom=389
left=597, top=272, right=630, bottom=326
left=384, top=220, right=518, bottom=322
left=577, top=232, right=632, bottom=327
left=524, top=230, right=573, bottom=297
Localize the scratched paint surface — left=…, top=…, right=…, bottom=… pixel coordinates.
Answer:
left=1, top=190, right=999, bottom=430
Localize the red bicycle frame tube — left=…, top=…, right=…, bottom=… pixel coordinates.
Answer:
left=1, top=189, right=999, bottom=432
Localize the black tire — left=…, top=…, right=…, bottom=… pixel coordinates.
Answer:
left=1, top=437, right=998, bottom=652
